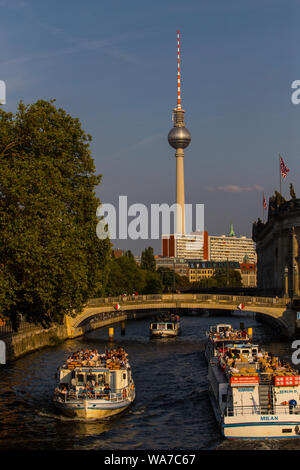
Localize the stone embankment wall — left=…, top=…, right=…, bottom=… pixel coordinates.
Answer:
left=3, top=312, right=130, bottom=362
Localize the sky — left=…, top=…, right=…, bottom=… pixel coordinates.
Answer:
left=1, top=0, right=300, bottom=254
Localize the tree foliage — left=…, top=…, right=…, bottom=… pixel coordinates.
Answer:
left=140, top=246, right=156, bottom=272
left=0, top=100, right=111, bottom=329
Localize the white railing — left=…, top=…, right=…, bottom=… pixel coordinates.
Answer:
left=87, top=293, right=288, bottom=308
left=224, top=405, right=300, bottom=417
left=55, top=385, right=133, bottom=403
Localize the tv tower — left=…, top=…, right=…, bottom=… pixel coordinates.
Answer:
left=168, top=30, right=191, bottom=235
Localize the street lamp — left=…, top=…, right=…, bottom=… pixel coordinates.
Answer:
left=284, top=266, right=289, bottom=298
left=294, top=263, right=298, bottom=298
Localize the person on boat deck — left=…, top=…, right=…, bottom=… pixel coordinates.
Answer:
left=227, top=357, right=234, bottom=367
left=103, top=384, right=111, bottom=396
left=229, top=362, right=239, bottom=374
left=241, top=329, right=247, bottom=338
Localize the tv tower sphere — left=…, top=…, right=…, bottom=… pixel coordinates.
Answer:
left=168, top=122, right=191, bottom=149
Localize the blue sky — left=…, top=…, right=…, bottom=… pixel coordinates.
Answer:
left=1, top=0, right=300, bottom=254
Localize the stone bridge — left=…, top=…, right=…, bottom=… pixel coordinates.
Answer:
left=65, top=293, right=300, bottom=338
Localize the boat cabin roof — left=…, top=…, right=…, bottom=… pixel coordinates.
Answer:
left=210, top=324, right=232, bottom=332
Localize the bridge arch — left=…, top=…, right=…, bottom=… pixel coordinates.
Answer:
left=67, top=293, right=295, bottom=337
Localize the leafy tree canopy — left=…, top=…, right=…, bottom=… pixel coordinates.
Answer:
left=0, top=99, right=111, bottom=329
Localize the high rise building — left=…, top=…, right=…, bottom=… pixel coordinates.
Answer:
left=208, top=225, right=257, bottom=263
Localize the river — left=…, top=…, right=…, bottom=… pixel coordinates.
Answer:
left=0, top=312, right=299, bottom=450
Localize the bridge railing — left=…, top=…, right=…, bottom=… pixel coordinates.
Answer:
left=0, top=320, right=43, bottom=339
left=87, top=293, right=288, bottom=308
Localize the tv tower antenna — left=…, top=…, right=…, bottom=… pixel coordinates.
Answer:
left=177, top=29, right=181, bottom=110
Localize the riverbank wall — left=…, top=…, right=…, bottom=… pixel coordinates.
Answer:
left=2, top=312, right=131, bottom=362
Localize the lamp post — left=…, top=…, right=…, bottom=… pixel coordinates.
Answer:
left=284, top=266, right=289, bottom=298
left=294, top=262, right=299, bottom=298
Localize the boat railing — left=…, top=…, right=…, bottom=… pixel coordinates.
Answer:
left=224, top=404, right=300, bottom=417
left=55, top=385, right=133, bottom=403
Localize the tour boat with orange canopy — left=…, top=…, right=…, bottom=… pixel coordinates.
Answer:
left=206, top=325, right=300, bottom=439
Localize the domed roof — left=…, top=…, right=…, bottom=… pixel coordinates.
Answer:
left=168, top=126, right=191, bottom=150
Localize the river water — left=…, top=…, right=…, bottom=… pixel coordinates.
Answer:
left=0, top=312, right=299, bottom=450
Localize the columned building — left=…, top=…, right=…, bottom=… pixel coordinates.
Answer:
left=252, top=196, right=300, bottom=297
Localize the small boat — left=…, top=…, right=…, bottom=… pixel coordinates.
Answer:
left=206, top=325, right=300, bottom=439
left=53, top=347, right=135, bottom=419
left=149, top=313, right=180, bottom=338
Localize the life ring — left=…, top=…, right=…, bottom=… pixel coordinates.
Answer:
left=130, top=384, right=134, bottom=390
left=123, top=388, right=127, bottom=399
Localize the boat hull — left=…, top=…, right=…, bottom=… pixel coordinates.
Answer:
left=54, top=397, right=134, bottom=419
left=223, top=415, right=300, bottom=439
left=150, top=330, right=178, bottom=338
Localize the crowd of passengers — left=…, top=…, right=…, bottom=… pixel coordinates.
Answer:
left=65, top=347, right=128, bottom=368
left=153, top=313, right=179, bottom=323
left=55, top=347, right=130, bottom=401
left=217, top=346, right=297, bottom=376
left=211, top=327, right=248, bottom=340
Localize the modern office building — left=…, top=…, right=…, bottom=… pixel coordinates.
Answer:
left=208, top=225, right=256, bottom=263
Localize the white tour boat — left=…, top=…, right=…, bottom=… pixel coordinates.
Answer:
left=206, top=326, right=300, bottom=439
left=53, top=347, right=135, bottom=419
left=149, top=313, right=180, bottom=338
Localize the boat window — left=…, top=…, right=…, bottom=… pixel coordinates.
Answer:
left=252, top=349, right=257, bottom=354
left=87, top=374, right=97, bottom=382
left=76, top=373, right=85, bottom=384
left=167, top=324, right=173, bottom=330
left=97, top=374, right=105, bottom=384
left=151, top=324, right=157, bottom=329
left=123, top=373, right=127, bottom=380
left=158, top=324, right=166, bottom=329
left=242, top=350, right=249, bottom=356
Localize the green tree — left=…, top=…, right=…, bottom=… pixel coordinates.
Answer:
left=103, top=255, right=145, bottom=296
left=140, top=246, right=156, bottom=272
left=213, top=268, right=242, bottom=287
left=142, top=271, right=163, bottom=294
left=0, top=100, right=111, bottom=329
left=157, top=267, right=175, bottom=292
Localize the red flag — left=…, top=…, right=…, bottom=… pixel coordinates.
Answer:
left=280, top=155, right=290, bottom=179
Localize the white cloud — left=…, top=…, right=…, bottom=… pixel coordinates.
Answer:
left=206, top=184, right=264, bottom=193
